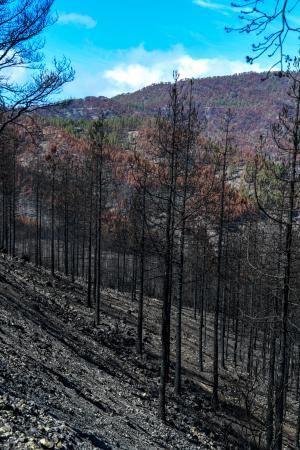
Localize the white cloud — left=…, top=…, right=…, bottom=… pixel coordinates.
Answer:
left=0, top=50, right=28, bottom=85
left=58, top=13, right=97, bottom=29
left=60, top=45, right=265, bottom=99
left=104, top=64, right=161, bottom=90
left=193, top=0, right=235, bottom=15
left=8, top=66, right=27, bottom=84
left=100, top=45, right=264, bottom=96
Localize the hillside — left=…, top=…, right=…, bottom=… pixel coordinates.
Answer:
left=3, top=73, right=300, bottom=450
left=46, top=96, right=129, bottom=121
left=0, top=253, right=280, bottom=449
left=44, top=72, right=290, bottom=154
left=0, top=254, right=250, bottom=450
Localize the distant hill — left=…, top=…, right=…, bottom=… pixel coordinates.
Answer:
left=44, top=95, right=128, bottom=120
left=43, top=72, right=291, bottom=155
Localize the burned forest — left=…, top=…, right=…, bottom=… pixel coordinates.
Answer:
left=1, top=0, right=300, bottom=449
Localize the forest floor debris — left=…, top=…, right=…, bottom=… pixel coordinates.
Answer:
left=0, top=254, right=272, bottom=449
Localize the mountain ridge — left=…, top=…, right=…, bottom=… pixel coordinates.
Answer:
left=43, top=71, right=290, bottom=155
left=48, top=71, right=288, bottom=118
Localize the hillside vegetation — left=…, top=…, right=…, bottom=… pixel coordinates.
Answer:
left=45, top=72, right=289, bottom=154
left=2, top=71, right=300, bottom=450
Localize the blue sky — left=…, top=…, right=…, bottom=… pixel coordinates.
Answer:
left=36, top=0, right=299, bottom=99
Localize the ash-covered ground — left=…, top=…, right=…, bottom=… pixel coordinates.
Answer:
left=0, top=255, right=249, bottom=449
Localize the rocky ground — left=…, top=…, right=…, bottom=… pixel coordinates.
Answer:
left=0, top=254, right=270, bottom=449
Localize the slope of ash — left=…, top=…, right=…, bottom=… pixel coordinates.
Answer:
left=0, top=254, right=243, bottom=449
